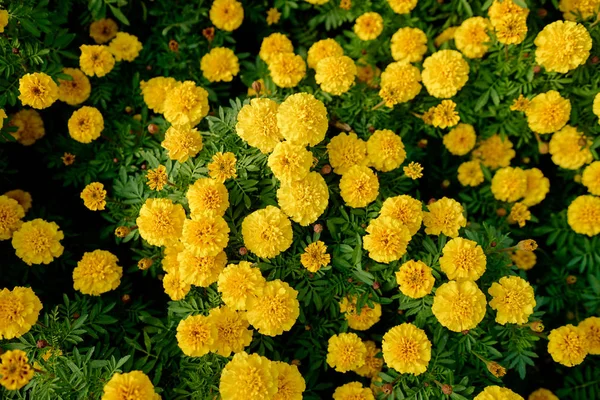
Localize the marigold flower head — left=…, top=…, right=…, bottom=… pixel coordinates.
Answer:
left=378, top=61, right=422, bottom=107
left=307, top=38, right=344, bottom=69
left=145, top=165, right=168, bottom=191
left=455, top=17, right=491, bottom=59
left=68, top=106, right=104, bottom=144
left=12, top=219, right=64, bottom=265
left=353, top=12, right=383, bottom=41
left=210, top=0, right=244, bottom=31
left=260, top=33, right=294, bottom=64
left=440, top=237, right=486, bottom=281
left=534, top=20, right=592, bottom=73
left=272, top=361, right=306, bottom=400
left=269, top=53, right=306, bottom=88
left=236, top=98, right=282, bottom=153
left=176, top=314, right=217, bottom=356
left=327, top=132, right=368, bottom=175
left=187, top=177, right=229, bottom=217
left=560, top=0, right=600, bottom=20
left=315, top=55, right=356, bottom=95
left=0, top=196, right=24, bottom=240
left=300, top=241, right=330, bottom=272
left=178, top=249, right=227, bottom=287
left=208, top=152, right=237, bottom=182
left=81, top=182, right=107, bottom=211
left=200, top=47, right=239, bottom=82
left=326, top=332, right=367, bottom=372
left=423, top=197, right=466, bottom=238
left=567, top=195, right=600, bottom=236
left=489, top=276, right=536, bottom=324
left=181, top=213, right=230, bottom=257
left=579, top=316, right=600, bottom=355
left=353, top=341, right=383, bottom=378
left=422, top=50, right=470, bottom=98
left=379, top=195, right=423, bottom=235
left=0, top=10, right=7, bottom=33
left=363, top=216, right=412, bottom=263
left=366, top=129, right=406, bottom=172
left=277, top=93, right=328, bottom=147
left=207, top=306, right=253, bottom=357
left=266, top=8, right=281, bottom=25
left=161, top=126, right=203, bottom=163
left=163, top=81, right=209, bottom=127
left=242, top=206, right=293, bottom=258
left=510, top=94, right=530, bottom=112
left=219, top=352, right=277, bottom=400
left=548, top=324, right=588, bottom=366
left=443, top=123, right=476, bottom=155
left=339, top=165, right=379, bottom=208
left=333, top=382, right=375, bottom=400
left=73, top=250, right=122, bottom=296
left=549, top=125, right=592, bottom=170
left=387, top=0, right=417, bottom=14
left=526, top=90, right=571, bottom=134
left=268, top=141, right=313, bottom=183
left=79, top=45, right=115, bottom=77
left=458, top=160, right=485, bottom=187
left=140, top=76, right=178, bottom=114
left=582, top=161, right=600, bottom=196
left=0, top=350, right=34, bottom=390
left=404, top=162, right=424, bottom=179
left=108, top=32, right=142, bottom=62
left=164, top=268, right=192, bottom=300
left=383, top=323, right=431, bottom=375
left=137, top=257, right=153, bottom=270
left=395, top=260, right=435, bottom=299
left=101, top=371, right=160, bottom=400
left=432, top=280, right=487, bottom=332
left=62, top=152, right=75, bottom=165
left=0, top=287, right=42, bottom=340
left=390, top=27, right=427, bottom=63
left=305, top=0, right=330, bottom=4
left=522, top=168, right=550, bottom=206
left=136, top=198, right=186, bottom=246
left=18, top=72, right=59, bottom=110
left=3, top=190, right=31, bottom=214
left=508, top=202, right=531, bottom=227
left=511, top=250, right=537, bottom=270
left=246, top=279, right=299, bottom=336
left=517, top=239, right=538, bottom=251
left=474, top=134, right=515, bottom=169
left=474, top=386, right=523, bottom=400
left=218, top=261, right=266, bottom=310
left=495, top=13, right=528, bottom=45
left=491, top=167, right=527, bottom=202
left=277, top=172, right=329, bottom=226
left=339, top=296, right=382, bottom=330
left=162, top=241, right=184, bottom=273
left=89, top=18, right=118, bottom=44
left=435, top=26, right=458, bottom=46
left=488, top=0, right=529, bottom=23
left=58, top=68, right=91, bottom=106
left=431, top=100, right=460, bottom=129
left=528, top=388, right=559, bottom=400
left=594, top=92, right=600, bottom=123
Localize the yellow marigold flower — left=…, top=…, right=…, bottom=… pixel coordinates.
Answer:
left=488, top=0, right=529, bottom=23
left=594, top=92, right=600, bottom=123
left=395, top=260, right=434, bottom=298
left=178, top=249, right=227, bottom=287
left=433, top=280, right=487, bottom=332
left=326, top=332, right=366, bottom=372
left=315, top=55, right=356, bottom=95
left=269, top=53, right=306, bottom=88
left=579, top=316, right=600, bottom=355
left=517, top=239, right=538, bottom=251
left=443, top=123, right=476, bottom=155
left=363, top=216, right=411, bottom=263
left=522, top=168, right=550, bottom=206
left=0, top=196, right=24, bottom=240
left=89, top=18, right=118, bottom=44
left=354, top=341, right=383, bottom=378
left=210, top=0, right=244, bottom=31
left=164, top=268, right=191, bottom=300
left=163, top=81, right=209, bottom=127
left=80, top=182, right=107, bottom=211
left=307, top=38, right=344, bottom=69
left=220, top=352, right=277, bottom=400
left=268, top=142, right=312, bottom=183
left=534, top=20, right=592, bottom=73
left=508, top=202, right=531, bottom=227
left=246, top=279, right=299, bottom=336
left=339, top=165, right=379, bottom=208
left=108, top=32, right=142, bottom=62
left=79, top=45, right=115, bottom=77
left=0, top=10, right=9, bottom=33
left=434, top=26, right=458, bottom=46
left=495, top=13, right=528, bottom=45
left=327, top=132, right=368, bottom=175
left=3, top=190, right=32, bottom=213
left=272, top=361, right=306, bottom=400
left=176, top=314, right=217, bottom=356
left=57, top=68, right=91, bottom=105
left=489, top=276, right=536, bottom=324
left=207, top=306, right=253, bottom=356
left=548, top=324, right=588, bottom=366
left=236, top=98, right=282, bottom=153
left=208, top=152, right=237, bottom=182
left=62, top=152, right=76, bottom=165
left=300, top=241, right=330, bottom=272
left=356, top=61, right=380, bottom=87
left=379, top=195, right=423, bottom=236
left=101, top=371, right=160, bottom=400
left=567, top=195, right=600, bottom=236
left=366, top=129, right=406, bottom=172
left=277, top=172, right=329, bottom=225
left=266, top=8, right=281, bottom=25
left=582, top=161, right=600, bottom=195
left=439, top=237, right=486, bottom=281
left=137, top=198, right=186, bottom=246
left=404, top=162, right=424, bottom=179
left=339, top=296, right=382, bottom=331
left=181, top=213, right=229, bottom=257
left=68, top=106, right=104, bottom=144
left=259, top=32, right=294, bottom=64
left=162, top=241, right=184, bottom=273
left=387, top=0, right=417, bottom=14
left=277, top=93, right=328, bottom=147
left=73, top=250, right=122, bottom=296
left=218, top=261, right=266, bottom=310
left=526, top=90, right=571, bottom=134
left=474, top=386, right=524, bottom=400
left=18, top=72, right=59, bottom=110
left=390, top=27, right=427, bottom=63
left=378, top=61, right=422, bottom=107
left=473, top=134, right=515, bottom=169
left=383, top=323, right=431, bottom=375
left=458, top=160, right=485, bottom=187
left=431, top=100, right=460, bottom=129
left=549, top=125, right=592, bottom=170
left=0, top=287, right=42, bottom=340
left=146, top=165, right=168, bottom=191
left=423, top=197, right=466, bottom=237
left=306, top=0, right=330, bottom=4
left=137, top=257, right=153, bottom=270
left=511, top=94, right=530, bottom=112
left=491, top=167, right=527, bottom=202
left=12, top=219, right=64, bottom=265
left=422, top=50, right=470, bottom=98
left=485, top=361, right=507, bottom=378
left=511, top=250, right=536, bottom=270
left=528, top=388, right=559, bottom=400
left=560, top=0, right=600, bottom=20
left=161, top=126, right=203, bottom=163
left=455, top=17, right=491, bottom=59
left=186, top=177, right=229, bottom=217
left=353, top=12, right=383, bottom=41
left=333, top=382, right=375, bottom=400
left=0, top=350, right=34, bottom=390
left=242, top=206, right=293, bottom=258
left=200, top=47, right=239, bottom=83
left=140, top=76, right=178, bottom=114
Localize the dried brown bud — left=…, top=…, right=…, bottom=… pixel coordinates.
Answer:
left=320, top=164, right=332, bottom=175
left=148, top=123, right=159, bottom=134
left=567, top=311, right=575, bottom=320
left=202, top=27, right=215, bottom=42
left=578, top=138, right=588, bottom=147
left=368, top=126, right=375, bottom=133
left=239, top=247, right=248, bottom=256
left=441, top=384, right=453, bottom=395
left=113, top=158, right=119, bottom=163
left=397, top=309, right=404, bottom=315
left=251, top=80, right=262, bottom=95
left=12, top=47, right=19, bottom=54
left=304, top=325, right=311, bottom=331
left=141, top=163, right=147, bottom=170
left=347, top=278, right=353, bottom=283
left=73, top=313, right=80, bottom=320
left=591, top=56, right=600, bottom=65
left=314, top=224, right=323, bottom=233
left=427, top=198, right=436, bottom=205
left=533, top=65, right=541, bottom=74
left=168, top=39, right=179, bottom=52
left=461, top=330, right=469, bottom=335
left=146, top=65, right=152, bottom=71
left=382, top=384, right=393, bottom=395
left=372, top=281, right=380, bottom=290
left=523, top=53, right=529, bottom=58
left=496, top=208, right=507, bottom=217
left=121, top=294, right=131, bottom=303
left=566, top=275, right=577, bottom=285
left=537, top=8, right=548, bottom=17
left=441, top=179, right=450, bottom=189
left=490, top=241, right=497, bottom=247
left=36, top=340, right=49, bottom=349
left=291, top=359, right=301, bottom=366
left=417, top=139, right=428, bottom=148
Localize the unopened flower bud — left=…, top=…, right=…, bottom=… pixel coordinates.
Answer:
left=441, top=179, right=450, bottom=189
left=37, top=340, right=49, bottom=349
left=517, top=239, right=537, bottom=251
left=372, top=281, right=380, bottom=290
left=141, top=164, right=147, bottom=170
left=251, top=80, right=262, bottom=95
left=533, top=65, right=541, bottom=74
left=113, top=158, right=119, bottom=163
left=496, top=208, right=507, bottom=217
left=428, top=198, right=436, bottom=205
left=148, top=123, right=159, bottom=134
left=125, top=106, right=133, bottom=114
left=73, top=313, right=80, bottom=320
left=314, top=224, right=323, bottom=233
left=530, top=321, right=544, bottom=332
left=567, top=311, right=575, bottom=320
left=591, top=56, right=600, bottom=65
left=537, top=8, right=547, bottom=17
left=442, top=384, right=453, bottom=395
left=121, top=294, right=131, bottom=303
left=566, top=275, right=577, bottom=285
left=486, top=361, right=506, bottom=378
left=115, top=226, right=131, bottom=238
left=574, top=174, right=582, bottom=183
left=382, top=384, right=393, bottom=394
left=305, top=325, right=311, bottom=331
left=146, top=65, right=152, bottom=71
left=368, top=126, right=375, bottom=133
left=239, top=247, right=248, bottom=256
left=133, top=114, right=142, bottom=121
left=461, top=330, right=469, bottom=335
left=522, top=157, right=530, bottom=164
left=321, top=164, right=332, bottom=175
left=168, top=39, right=179, bottom=52
left=291, top=359, right=301, bottom=366
left=490, top=241, right=497, bottom=247
left=12, top=47, right=19, bottom=54
left=138, top=258, right=153, bottom=270
left=418, top=139, right=428, bottom=148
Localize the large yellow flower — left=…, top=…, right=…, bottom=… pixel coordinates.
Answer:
left=246, top=279, right=299, bottom=336
left=268, top=141, right=313, bottom=183
left=0, top=350, right=34, bottom=391
left=458, top=160, right=485, bottom=187
left=236, top=98, right=282, bottom=153
left=242, top=206, right=293, bottom=258
left=387, top=0, right=417, bottom=14
left=300, top=241, right=330, bottom=272
left=0, top=195, right=24, bottom=240
left=560, top=0, right=600, bottom=20
left=208, top=152, right=237, bottom=182
left=73, top=250, right=122, bottom=296
left=396, top=260, right=435, bottom=298
left=494, top=13, right=528, bottom=45
left=217, top=261, right=266, bottom=310
left=163, top=268, right=191, bottom=300
left=567, top=195, right=600, bottom=236
left=525, top=90, right=571, bottom=134
left=272, top=361, right=306, bottom=400
left=363, top=216, right=412, bottom=263
left=326, top=332, right=367, bottom=372
left=277, top=93, right=328, bottom=147
left=382, top=323, right=431, bottom=375
left=488, top=0, right=529, bottom=22
left=534, top=20, right=592, bottom=73
left=89, top=18, right=118, bottom=44
left=219, top=352, right=277, bottom=400
left=0, top=287, right=42, bottom=340
left=422, top=50, right=470, bottom=98
left=366, top=129, right=406, bottom=172
left=12, top=219, right=64, bottom=265
left=259, top=32, right=294, bottom=64
left=339, top=165, right=379, bottom=208
left=181, top=213, right=230, bottom=257
left=186, top=178, right=229, bottom=217
left=101, top=371, right=160, bottom=400
left=3, top=190, right=32, bottom=213
left=339, top=296, right=382, bottom=331
left=315, top=55, right=356, bottom=95
left=307, top=38, right=344, bottom=69
left=528, top=388, right=559, bottom=400
left=390, top=27, right=427, bottom=63
left=430, top=100, right=460, bottom=129
left=201, top=47, right=239, bottom=82
left=491, top=167, right=527, bottom=202
left=277, top=172, right=329, bottom=226
left=549, top=125, right=593, bottom=170
left=80, top=182, right=106, bottom=211
left=79, top=45, right=115, bottom=77
left=68, top=106, right=104, bottom=143
left=379, top=195, right=422, bottom=235
left=178, top=249, right=227, bottom=287
left=473, top=134, right=515, bottom=169
left=455, top=17, right=491, bottom=59
left=176, top=314, right=217, bottom=357
left=108, top=32, right=142, bottom=61
left=432, top=280, right=487, bottom=332
left=522, top=168, right=550, bottom=206
left=378, top=61, right=422, bottom=107
left=474, top=386, right=524, bottom=400
left=210, top=0, right=244, bottom=31
left=439, top=237, right=486, bottom=281
left=8, top=109, right=45, bottom=146
left=579, top=316, right=600, bottom=355
left=58, top=68, right=91, bottom=105
left=333, top=382, right=375, bottom=400
left=163, top=81, right=209, bottom=127
left=548, top=324, right=588, bottom=366
left=207, top=306, right=253, bottom=356
left=423, top=197, right=466, bottom=237
left=140, top=76, right=178, bottom=114
left=443, top=123, right=476, bottom=156
left=136, top=198, right=186, bottom=246
left=161, top=126, right=203, bottom=162
left=488, top=276, right=536, bottom=324
left=269, top=53, right=306, bottom=88
left=353, top=12, right=384, bottom=41
left=354, top=341, right=383, bottom=378
left=327, top=132, right=368, bottom=175
left=162, top=241, right=184, bottom=273
left=582, top=161, right=600, bottom=195
left=18, top=72, right=59, bottom=109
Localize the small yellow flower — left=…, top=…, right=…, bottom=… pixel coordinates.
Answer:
left=525, top=90, right=571, bottom=135
left=529, top=388, right=559, bottom=400
left=18, top=72, right=59, bottom=109
left=510, top=94, right=530, bottom=111
left=0, top=287, right=43, bottom=340
left=138, top=258, right=153, bottom=270
left=207, top=306, right=253, bottom=357
left=458, top=161, right=484, bottom=187
left=89, top=18, right=118, bottom=44
left=327, top=132, right=368, bottom=175
left=549, top=125, right=593, bottom=170
left=366, top=129, right=406, bottom=172
left=547, top=324, right=588, bottom=366
left=508, top=202, right=531, bottom=227
left=315, top=55, right=357, bottom=95
left=242, top=206, right=293, bottom=258
left=58, top=68, right=91, bottom=106
left=266, top=8, right=281, bottom=25
left=396, top=260, right=435, bottom=299
left=378, top=62, right=422, bottom=107
left=114, top=226, right=131, bottom=238
left=101, top=371, right=160, bottom=400
left=217, top=261, right=266, bottom=310
left=187, top=177, right=229, bottom=217
left=278, top=172, right=329, bottom=225
left=391, top=27, right=428, bottom=63
left=423, top=197, right=466, bottom=237
left=307, top=38, right=344, bottom=69
left=259, top=33, right=294, bottom=64
left=220, top=352, right=277, bottom=400
left=534, top=20, right=592, bottom=73
left=140, top=76, right=178, bottom=114
left=181, top=213, right=230, bottom=257
left=3, top=190, right=32, bottom=213
left=473, top=134, right=515, bottom=169
left=0, top=350, right=34, bottom=390
left=432, top=280, right=487, bottom=332
left=81, top=182, right=107, bottom=211
left=68, top=106, right=104, bottom=143
left=339, top=165, right=379, bottom=208
left=443, top=123, right=476, bottom=155
left=268, top=53, right=306, bottom=88
left=0, top=10, right=9, bottom=33
left=73, top=250, right=123, bottom=296
left=511, top=250, right=536, bottom=270
left=210, top=0, right=244, bottom=31
left=353, top=12, right=384, bottom=41
left=439, top=237, right=487, bottom=281
left=208, top=152, right=237, bottom=182
left=387, top=0, right=417, bottom=14
left=491, top=167, right=527, bottom=202
left=79, top=45, right=115, bottom=77
left=333, top=382, right=375, bottom=400
left=326, top=332, right=367, bottom=372
left=162, top=126, right=203, bottom=163
left=422, top=50, right=470, bottom=98
left=517, top=239, right=538, bottom=251
left=489, top=276, right=536, bottom=325
left=272, top=361, right=306, bottom=399
left=108, top=32, right=143, bottom=62
left=404, top=162, right=423, bottom=180
left=379, top=195, right=423, bottom=235
left=354, top=341, right=383, bottom=378
left=200, top=47, right=240, bottom=82
left=0, top=196, right=24, bottom=240
left=277, top=92, right=328, bottom=147
left=300, top=241, right=330, bottom=273
left=339, top=296, right=382, bottom=331
left=12, top=219, right=64, bottom=265
left=363, top=216, right=412, bottom=263
left=582, top=161, right=600, bottom=196
left=246, top=279, right=299, bottom=336
left=455, top=17, right=492, bottom=59
left=146, top=165, right=168, bottom=191
left=567, top=195, right=600, bottom=236
left=495, top=13, right=528, bottom=45
left=136, top=198, right=186, bottom=246
left=382, top=323, right=431, bottom=375
left=431, top=100, right=460, bottom=129
left=9, top=108, right=45, bottom=146
left=62, top=152, right=76, bottom=166
left=235, top=98, right=282, bottom=153
left=579, top=316, right=600, bottom=355
left=178, top=250, right=227, bottom=287
left=163, top=81, right=210, bottom=127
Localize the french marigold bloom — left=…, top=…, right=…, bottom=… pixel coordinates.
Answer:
left=379, top=195, right=423, bottom=235
left=80, top=182, right=107, bottom=211
left=137, top=258, right=153, bottom=270
left=140, top=76, right=178, bottom=114
left=559, top=0, right=600, bottom=20
left=200, top=47, right=239, bottom=82
left=268, top=142, right=313, bottom=183
left=220, top=352, right=277, bottom=400
left=488, top=276, right=536, bottom=324
left=432, top=280, right=487, bottom=332
left=108, top=32, right=142, bottom=62
left=300, top=241, right=330, bottom=272
left=326, top=332, right=366, bottom=372
left=146, top=165, right=168, bottom=191
left=511, top=250, right=537, bottom=270
left=176, top=314, right=217, bottom=356
left=0, top=287, right=42, bottom=340
left=594, top=92, right=600, bottom=123
left=272, top=361, right=306, bottom=400
left=68, top=106, right=104, bottom=143
left=439, top=237, right=487, bottom=281
left=495, top=13, right=528, bottom=45
left=339, top=296, right=382, bottom=330
left=458, top=161, right=485, bottom=187
left=79, top=45, right=115, bottom=77
left=57, top=68, right=91, bottom=105
left=455, top=17, right=491, bottom=59
left=89, top=18, right=118, bottom=44
left=339, top=165, right=379, bottom=208
left=396, top=260, right=435, bottom=299
left=443, top=123, right=476, bottom=155
left=137, top=198, right=186, bottom=246
left=522, top=168, right=550, bottom=206
left=491, top=167, right=527, bottom=203
left=18, top=72, right=59, bottom=110
left=266, top=8, right=281, bottom=25
left=307, top=38, right=344, bottom=69
left=0, top=9, right=9, bottom=33
left=327, top=132, right=368, bottom=175
left=178, top=249, right=227, bottom=287
left=208, top=152, right=237, bottom=182
left=378, top=61, right=422, bottom=107
left=404, top=162, right=424, bottom=179
left=366, top=129, right=406, bottom=172
left=101, top=371, right=160, bottom=400
left=62, top=152, right=76, bottom=165
left=3, top=190, right=32, bottom=213
left=363, top=216, right=412, bottom=263
left=246, top=279, right=299, bottom=336
left=162, top=241, right=184, bottom=274
left=12, top=219, right=64, bottom=265
left=163, top=81, right=209, bottom=127
left=549, top=125, right=592, bottom=170
left=269, top=53, right=306, bottom=88
left=431, top=100, right=460, bottom=129
left=434, top=26, right=458, bottom=46
left=236, top=98, right=282, bottom=153
left=528, top=388, right=559, bottom=400
left=186, top=177, right=229, bottom=217
left=508, top=202, right=531, bottom=227
left=517, top=239, right=538, bottom=251
left=161, top=126, right=203, bottom=162
left=547, top=324, right=588, bottom=366
left=423, top=197, right=466, bottom=238
left=384, top=323, right=432, bottom=376
left=422, top=50, right=470, bottom=98
left=315, top=55, right=357, bottom=95
left=0, top=350, right=34, bottom=390
left=277, top=172, right=329, bottom=225
left=210, top=0, right=244, bottom=31
left=510, top=94, right=530, bottom=112
left=73, top=250, right=122, bottom=296
left=242, top=206, right=293, bottom=258
left=473, top=134, right=515, bottom=169
left=567, top=195, right=600, bottom=236
left=163, top=268, right=191, bottom=300
left=277, top=93, right=328, bottom=147
left=474, top=386, right=524, bottom=400
left=181, top=213, right=230, bottom=257
left=0, top=196, right=24, bottom=240
left=390, top=27, right=427, bottom=63
left=353, top=12, right=383, bottom=41
left=534, top=20, right=592, bottom=73
left=488, top=0, right=529, bottom=23
left=217, top=261, right=266, bottom=310
left=207, top=306, right=253, bottom=357
left=387, top=0, right=417, bottom=14
left=354, top=341, right=383, bottom=378
left=333, top=382, right=375, bottom=400
left=259, top=33, right=294, bottom=64
left=525, top=90, right=571, bottom=134
left=582, top=161, right=600, bottom=195
left=578, top=316, right=600, bottom=355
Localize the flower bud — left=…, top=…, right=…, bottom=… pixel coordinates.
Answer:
left=537, top=8, right=547, bottom=17
left=382, top=384, right=393, bottom=395
left=442, top=384, right=453, bottom=395
left=125, top=106, right=133, bottom=114
left=517, top=239, right=537, bottom=251
left=121, top=294, right=131, bottom=303
left=372, top=281, right=380, bottom=290
left=138, top=258, right=154, bottom=270
left=496, top=208, right=507, bottom=217
left=168, top=39, right=179, bottom=52
left=115, top=226, right=131, bottom=238
left=239, top=247, right=248, bottom=256
left=417, top=139, right=428, bottom=148
left=530, top=321, right=544, bottom=332
left=148, top=123, right=159, bottom=134
left=313, top=224, right=323, bottom=233
left=321, top=164, right=332, bottom=175
left=533, top=65, right=541, bottom=74
left=36, top=340, right=49, bottom=349
left=566, top=275, right=577, bottom=285
left=251, top=80, right=262, bottom=95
